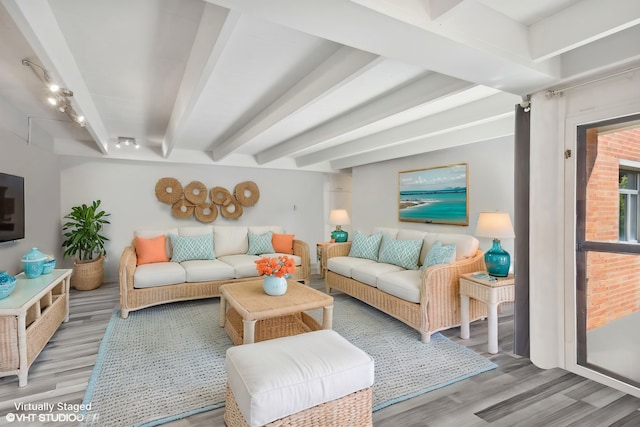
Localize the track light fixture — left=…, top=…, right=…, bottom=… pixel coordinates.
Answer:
left=116, top=136, right=139, bottom=149
left=21, top=59, right=86, bottom=127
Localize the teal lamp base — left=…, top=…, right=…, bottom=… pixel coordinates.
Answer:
left=485, top=239, right=510, bottom=277
left=331, top=227, right=348, bottom=243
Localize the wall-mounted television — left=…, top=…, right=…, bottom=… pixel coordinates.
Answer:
left=0, top=172, right=25, bottom=243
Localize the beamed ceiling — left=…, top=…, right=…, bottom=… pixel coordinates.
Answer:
left=1, top=0, right=640, bottom=172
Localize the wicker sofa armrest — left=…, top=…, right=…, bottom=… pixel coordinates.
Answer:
left=326, top=242, right=352, bottom=259
left=292, top=239, right=311, bottom=282
left=419, top=250, right=486, bottom=330
left=118, top=245, right=137, bottom=307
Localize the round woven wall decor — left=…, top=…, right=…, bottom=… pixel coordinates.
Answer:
left=220, top=197, right=243, bottom=219
left=171, top=199, right=195, bottom=219
left=234, top=181, right=260, bottom=207
left=184, top=181, right=207, bottom=205
left=210, top=186, right=232, bottom=206
left=195, top=203, right=218, bottom=223
left=155, top=178, right=183, bottom=205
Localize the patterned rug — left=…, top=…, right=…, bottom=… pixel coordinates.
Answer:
left=82, top=294, right=496, bottom=426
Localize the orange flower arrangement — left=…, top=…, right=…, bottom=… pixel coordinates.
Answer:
left=255, top=255, right=295, bottom=278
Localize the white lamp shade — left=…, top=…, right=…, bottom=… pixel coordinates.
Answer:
left=329, top=209, right=351, bottom=226
left=475, top=212, right=515, bottom=239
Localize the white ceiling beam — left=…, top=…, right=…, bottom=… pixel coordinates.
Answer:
left=204, top=0, right=559, bottom=95
left=296, top=91, right=519, bottom=167
left=428, top=0, right=468, bottom=22
left=162, top=5, right=238, bottom=158
left=559, top=25, right=640, bottom=80
left=3, top=0, right=109, bottom=154
left=211, top=46, right=380, bottom=161
left=331, top=115, right=514, bottom=170
left=530, top=0, right=640, bottom=62
left=256, top=73, right=473, bottom=164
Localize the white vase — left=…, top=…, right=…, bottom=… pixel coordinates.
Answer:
left=262, top=276, right=287, bottom=296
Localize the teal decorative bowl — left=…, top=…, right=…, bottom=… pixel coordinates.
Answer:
left=42, top=259, right=56, bottom=275
left=22, top=248, right=47, bottom=279
left=0, top=271, right=17, bottom=299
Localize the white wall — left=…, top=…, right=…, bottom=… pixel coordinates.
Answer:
left=351, top=136, right=515, bottom=259
left=0, top=102, right=61, bottom=275
left=59, top=158, right=326, bottom=281
left=530, top=69, right=640, bottom=397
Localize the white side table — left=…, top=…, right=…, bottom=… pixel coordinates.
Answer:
left=459, top=272, right=515, bottom=354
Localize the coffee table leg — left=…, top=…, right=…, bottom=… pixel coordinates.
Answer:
left=243, top=319, right=256, bottom=344
left=322, top=304, right=333, bottom=330
left=460, top=295, right=470, bottom=339
left=219, top=295, right=226, bottom=327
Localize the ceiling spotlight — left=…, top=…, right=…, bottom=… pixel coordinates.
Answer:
left=117, top=137, right=138, bottom=149
left=22, top=58, right=86, bottom=127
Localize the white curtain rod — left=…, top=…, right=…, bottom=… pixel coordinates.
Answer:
left=545, top=65, right=640, bottom=97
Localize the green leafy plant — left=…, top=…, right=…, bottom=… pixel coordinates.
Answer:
left=62, top=200, right=111, bottom=261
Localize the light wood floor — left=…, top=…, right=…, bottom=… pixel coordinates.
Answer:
left=1, top=275, right=639, bottom=427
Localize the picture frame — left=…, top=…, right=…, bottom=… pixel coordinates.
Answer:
left=398, top=163, right=468, bottom=225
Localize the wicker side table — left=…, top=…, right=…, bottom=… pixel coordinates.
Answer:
left=459, top=272, right=515, bottom=354
left=0, top=269, right=72, bottom=386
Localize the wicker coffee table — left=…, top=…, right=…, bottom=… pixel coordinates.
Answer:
left=219, top=280, right=333, bottom=345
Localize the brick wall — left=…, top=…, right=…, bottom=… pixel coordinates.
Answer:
left=585, top=128, right=640, bottom=330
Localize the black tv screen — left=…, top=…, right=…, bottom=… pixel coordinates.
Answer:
left=0, top=173, right=25, bottom=243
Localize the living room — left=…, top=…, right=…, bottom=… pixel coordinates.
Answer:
left=1, top=0, right=640, bottom=425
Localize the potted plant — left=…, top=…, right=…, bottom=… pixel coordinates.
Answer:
left=62, top=200, right=111, bottom=290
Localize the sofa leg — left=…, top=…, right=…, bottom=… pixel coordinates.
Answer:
left=420, top=332, right=431, bottom=343
left=120, top=309, right=129, bottom=319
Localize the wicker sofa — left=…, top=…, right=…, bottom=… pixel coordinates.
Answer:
left=119, top=225, right=310, bottom=318
left=325, top=227, right=488, bottom=342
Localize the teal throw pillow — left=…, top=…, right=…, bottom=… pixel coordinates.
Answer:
left=247, top=231, right=275, bottom=255
left=168, top=233, right=215, bottom=263
left=421, top=240, right=456, bottom=269
left=348, top=231, right=382, bottom=261
left=377, top=235, right=422, bottom=270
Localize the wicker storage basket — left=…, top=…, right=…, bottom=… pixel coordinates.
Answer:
left=71, top=255, right=104, bottom=291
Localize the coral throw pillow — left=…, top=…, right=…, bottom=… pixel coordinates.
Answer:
left=135, top=235, right=169, bottom=265
left=272, top=233, right=294, bottom=254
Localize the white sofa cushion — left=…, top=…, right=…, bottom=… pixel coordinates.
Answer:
left=179, top=225, right=214, bottom=236
left=397, top=229, right=428, bottom=241
left=377, top=270, right=422, bottom=303
left=372, top=227, right=398, bottom=238
left=218, top=254, right=261, bottom=278
left=180, top=260, right=235, bottom=282
left=327, top=256, right=376, bottom=278
left=213, top=226, right=249, bottom=257
left=218, top=254, right=303, bottom=278
left=423, top=233, right=479, bottom=261
left=248, top=226, right=284, bottom=235
left=352, top=262, right=404, bottom=287
left=133, top=262, right=186, bottom=288
left=226, top=330, right=374, bottom=427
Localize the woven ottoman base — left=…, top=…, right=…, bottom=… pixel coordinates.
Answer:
left=224, top=384, right=372, bottom=427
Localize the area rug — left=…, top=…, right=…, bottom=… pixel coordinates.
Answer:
left=82, top=295, right=496, bottom=426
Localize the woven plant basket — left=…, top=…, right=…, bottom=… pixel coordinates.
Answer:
left=71, top=255, right=104, bottom=291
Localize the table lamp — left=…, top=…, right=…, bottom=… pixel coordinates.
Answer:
left=329, top=209, right=350, bottom=242
left=475, top=212, right=515, bottom=277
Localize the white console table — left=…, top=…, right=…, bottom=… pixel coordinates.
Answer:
left=0, top=269, right=72, bottom=386
left=459, top=272, right=515, bottom=354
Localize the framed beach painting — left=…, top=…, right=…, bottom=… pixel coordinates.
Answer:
left=398, top=163, right=469, bottom=225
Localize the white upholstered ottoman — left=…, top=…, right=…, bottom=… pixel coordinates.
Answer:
left=224, top=329, right=375, bottom=427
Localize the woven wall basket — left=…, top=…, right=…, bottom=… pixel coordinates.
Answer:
left=71, top=255, right=104, bottom=291
left=155, top=178, right=183, bottom=205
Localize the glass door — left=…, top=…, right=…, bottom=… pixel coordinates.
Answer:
left=576, top=114, right=640, bottom=387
